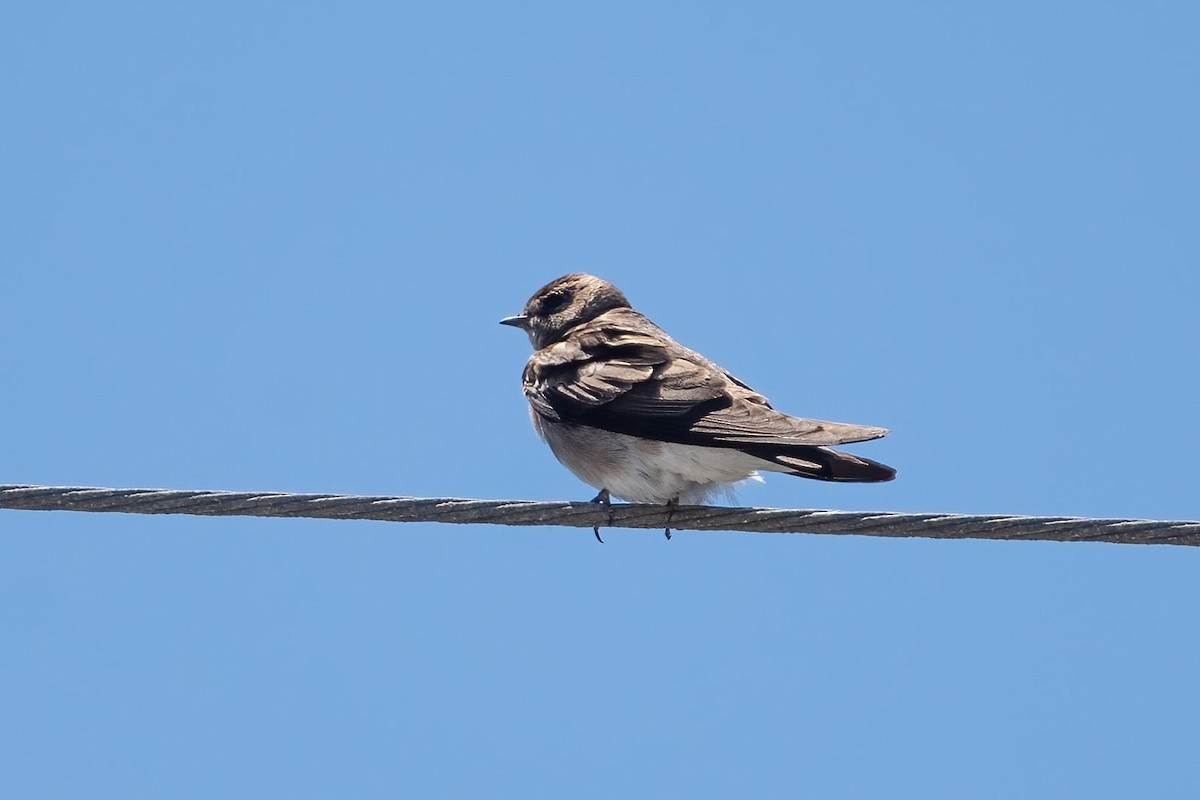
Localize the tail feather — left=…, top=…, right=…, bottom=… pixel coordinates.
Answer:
left=752, top=445, right=896, bottom=483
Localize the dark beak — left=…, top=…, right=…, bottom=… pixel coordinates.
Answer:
left=499, top=314, right=529, bottom=330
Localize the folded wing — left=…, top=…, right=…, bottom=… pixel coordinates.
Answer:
left=523, top=310, right=889, bottom=449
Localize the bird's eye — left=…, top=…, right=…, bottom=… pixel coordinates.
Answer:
left=540, top=292, right=570, bottom=314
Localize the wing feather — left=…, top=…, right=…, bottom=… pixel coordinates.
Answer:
left=523, top=309, right=887, bottom=448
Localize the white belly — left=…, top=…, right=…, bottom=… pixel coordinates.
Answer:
left=532, top=411, right=764, bottom=504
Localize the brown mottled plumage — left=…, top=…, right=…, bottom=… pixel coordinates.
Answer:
left=501, top=274, right=894, bottom=529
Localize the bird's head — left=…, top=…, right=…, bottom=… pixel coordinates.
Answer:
left=500, top=273, right=630, bottom=349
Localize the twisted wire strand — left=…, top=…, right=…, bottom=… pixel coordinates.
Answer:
left=2, top=484, right=1198, bottom=546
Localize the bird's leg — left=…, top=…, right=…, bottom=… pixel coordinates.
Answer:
left=664, top=497, right=678, bottom=540
left=590, top=488, right=612, bottom=543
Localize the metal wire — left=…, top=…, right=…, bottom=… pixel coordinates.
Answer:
left=2, top=484, right=1198, bottom=546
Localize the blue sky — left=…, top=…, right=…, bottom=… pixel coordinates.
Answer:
left=2, top=2, right=1198, bottom=797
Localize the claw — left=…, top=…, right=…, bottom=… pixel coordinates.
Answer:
left=665, top=497, right=678, bottom=540
left=590, top=488, right=612, bottom=543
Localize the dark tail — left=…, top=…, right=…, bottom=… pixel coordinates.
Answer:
left=749, top=445, right=896, bottom=483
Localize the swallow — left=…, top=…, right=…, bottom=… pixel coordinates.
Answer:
left=501, top=273, right=894, bottom=540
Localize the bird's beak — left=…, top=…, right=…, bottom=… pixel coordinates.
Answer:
left=499, top=314, right=530, bottom=330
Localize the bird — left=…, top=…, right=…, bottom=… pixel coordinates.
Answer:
left=501, top=273, right=895, bottom=540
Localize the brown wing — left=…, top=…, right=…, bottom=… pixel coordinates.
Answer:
left=523, top=309, right=888, bottom=448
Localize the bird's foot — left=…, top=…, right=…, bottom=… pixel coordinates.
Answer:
left=664, top=497, right=678, bottom=540
left=590, top=488, right=612, bottom=543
